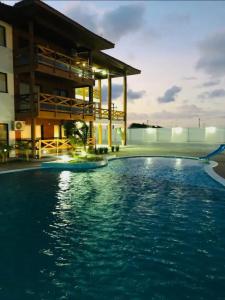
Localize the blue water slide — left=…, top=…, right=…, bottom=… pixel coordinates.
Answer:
left=199, top=144, right=225, bottom=159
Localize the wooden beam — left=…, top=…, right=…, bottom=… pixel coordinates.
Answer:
left=107, top=75, right=112, bottom=147
left=123, top=75, right=127, bottom=145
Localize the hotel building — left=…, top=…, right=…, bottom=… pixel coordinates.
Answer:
left=0, top=0, right=140, bottom=156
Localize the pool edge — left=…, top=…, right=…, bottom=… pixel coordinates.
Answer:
left=204, top=161, right=225, bottom=187
left=1, top=156, right=225, bottom=188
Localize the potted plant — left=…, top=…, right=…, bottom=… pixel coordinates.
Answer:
left=16, top=141, right=31, bottom=161
left=103, top=147, right=108, bottom=154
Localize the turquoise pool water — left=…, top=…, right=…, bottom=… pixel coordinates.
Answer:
left=1, top=157, right=225, bottom=300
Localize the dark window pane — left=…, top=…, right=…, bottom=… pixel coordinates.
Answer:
left=0, top=26, right=6, bottom=47
left=0, top=73, right=7, bottom=93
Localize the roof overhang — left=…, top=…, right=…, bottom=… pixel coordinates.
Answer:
left=13, top=0, right=114, bottom=51
left=92, top=51, right=141, bottom=79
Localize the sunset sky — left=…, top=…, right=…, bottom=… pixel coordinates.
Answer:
left=5, top=0, right=225, bottom=127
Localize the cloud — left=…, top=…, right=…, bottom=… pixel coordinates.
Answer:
left=164, top=13, right=191, bottom=27
left=128, top=112, right=150, bottom=123
left=198, top=88, right=225, bottom=100
left=101, top=84, right=145, bottom=103
left=128, top=89, right=146, bottom=100
left=66, top=3, right=146, bottom=42
left=158, top=86, right=182, bottom=103
left=150, top=104, right=225, bottom=124
left=196, top=30, right=225, bottom=77
left=199, top=79, right=221, bottom=88
left=151, top=105, right=204, bottom=121
left=66, top=3, right=99, bottom=32
left=100, top=4, right=145, bottom=42
left=183, top=76, right=197, bottom=81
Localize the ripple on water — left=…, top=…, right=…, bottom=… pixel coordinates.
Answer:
left=0, top=157, right=225, bottom=300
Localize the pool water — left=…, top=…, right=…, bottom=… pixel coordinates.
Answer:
left=1, top=157, right=225, bottom=300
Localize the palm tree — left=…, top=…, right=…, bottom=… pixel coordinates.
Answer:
left=64, top=120, right=89, bottom=151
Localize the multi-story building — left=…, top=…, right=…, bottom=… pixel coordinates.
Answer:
left=0, top=0, right=140, bottom=156
left=0, top=3, right=15, bottom=148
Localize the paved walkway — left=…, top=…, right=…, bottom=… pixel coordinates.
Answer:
left=0, top=143, right=224, bottom=178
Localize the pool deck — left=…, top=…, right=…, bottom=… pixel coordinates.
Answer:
left=0, top=143, right=225, bottom=178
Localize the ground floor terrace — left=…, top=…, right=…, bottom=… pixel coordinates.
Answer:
left=0, top=143, right=225, bottom=180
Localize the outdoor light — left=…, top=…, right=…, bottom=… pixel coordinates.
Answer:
left=147, top=128, right=155, bottom=134
left=80, top=151, right=87, bottom=157
left=79, top=73, right=82, bottom=77
left=206, top=127, right=216, bottom=134
left=3, top=149, right=7, bottom=152
left=82, top=63, right=86, bottom=67
left=76, top=121, right=83, bottom=129
left=173, top=127, right=183, bottom=134
left=102, top=70, right=107, bottom=76
left=61, top=155, right=71, bottom=162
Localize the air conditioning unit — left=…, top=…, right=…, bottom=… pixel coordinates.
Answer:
left=12, top=121, right=26, bottom=131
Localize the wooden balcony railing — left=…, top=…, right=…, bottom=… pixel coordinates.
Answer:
left=76, top=87, right=100, bottom=99
left=16, top=93, right=95, bottom=118
left=16, top=93, right=125, bottom=121
left=15, top=45, right=94, bottom=81
left=95, top=105, right=125, bottom=121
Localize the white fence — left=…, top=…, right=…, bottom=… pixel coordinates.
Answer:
left=127, top=127, right=225, bottom=145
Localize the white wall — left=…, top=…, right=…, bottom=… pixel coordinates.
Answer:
left=127, top=127, right=225, bottom=145
left=0, top=20, right=15, bottom=145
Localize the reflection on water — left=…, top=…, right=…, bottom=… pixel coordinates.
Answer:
left=0, top=158, right=225, bottom=300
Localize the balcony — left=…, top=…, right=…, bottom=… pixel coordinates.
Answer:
left=16, top=93, right=125, bottom=121
left=15, top=45, right=94, bottom=85
left=95, top=104, right=125, bottom=121
left=16, top=93, right=95, bottom=121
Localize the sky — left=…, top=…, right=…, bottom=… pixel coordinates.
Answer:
left=5, top=0, right=225, bottom=127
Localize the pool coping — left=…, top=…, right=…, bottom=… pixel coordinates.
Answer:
left=1, top=155, right=225, bottom=188
left=204, top=161, right=225, bottom=187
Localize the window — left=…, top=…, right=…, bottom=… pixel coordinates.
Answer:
left=0, top=25, right=6, bottom=47
left=53, top=89, right=68, bottom=97
left=0, top=73, right=8, bottom=93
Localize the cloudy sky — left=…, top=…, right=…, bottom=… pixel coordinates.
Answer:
left=6, top=0, right=225, bottom=127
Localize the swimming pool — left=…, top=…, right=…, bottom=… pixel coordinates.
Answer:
left=1, top=157, right=225, bottom=300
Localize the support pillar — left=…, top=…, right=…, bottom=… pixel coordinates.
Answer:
left=98, top=124, right=102, bottom=145
left=107, top=75, right=112, bottom=147
left=88, top=50, right=94, bottom=142
left=89, top=85, right=94, bottom=139
left=29, top=21, right=36, bottom=157
left=123, top=75, right=127, bottom=146
left=98, top=79, right=102, bottom=118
